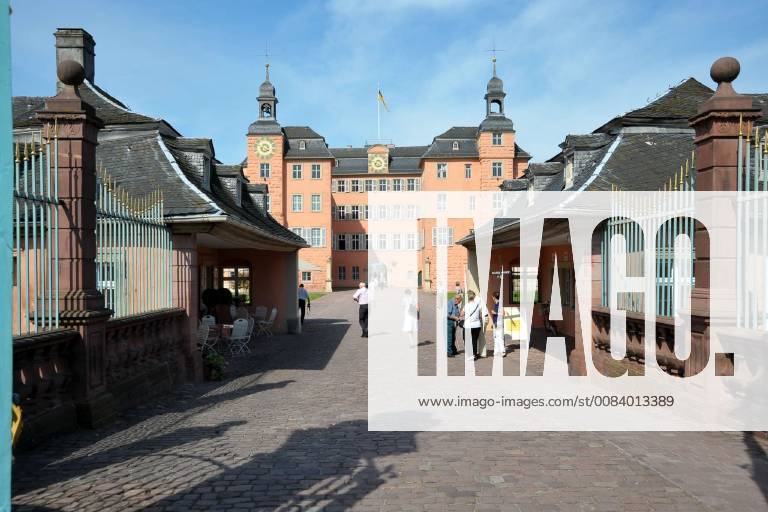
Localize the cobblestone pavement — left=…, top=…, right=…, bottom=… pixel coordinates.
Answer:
left=12, top=290, right=768, bottom=511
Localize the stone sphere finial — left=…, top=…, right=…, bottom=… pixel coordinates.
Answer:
left=710, top=57, right=740, bottom=85
left=57, top=59, right=85, bottom=87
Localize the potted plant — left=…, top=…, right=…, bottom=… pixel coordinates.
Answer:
left=203, top=351, right=227, bottom=381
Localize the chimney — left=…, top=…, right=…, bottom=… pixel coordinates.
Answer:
left=55, top=28, right=95, bottom=92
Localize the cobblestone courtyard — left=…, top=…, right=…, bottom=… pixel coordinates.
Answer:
left=11, top=290, right=768, bottom=511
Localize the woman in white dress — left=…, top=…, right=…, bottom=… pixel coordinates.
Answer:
left=401, top=289, right=419, bottom=347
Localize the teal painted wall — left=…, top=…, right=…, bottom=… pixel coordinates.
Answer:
left=0, top=1, right=12, bottom=510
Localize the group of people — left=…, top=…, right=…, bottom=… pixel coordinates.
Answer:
left=447, top=282, right=504, bottom=359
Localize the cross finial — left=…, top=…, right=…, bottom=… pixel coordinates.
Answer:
left=260, top=41, right=277, bottom=81
left=487, top=38, right=505, bottom=77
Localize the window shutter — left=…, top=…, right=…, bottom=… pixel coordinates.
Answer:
left=321, top=228, right=326, bottom=247
left=332, top=180, right=338, bottom=193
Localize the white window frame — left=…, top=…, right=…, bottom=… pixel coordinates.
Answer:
left=351, top=179, right=360, bottom=192
left=492, top=161, right=503, bottom=178
left=365, top=179, right=375, bottom=192
left=301, top=271, right=312, bottom=282
left=292, top=164, right=303, bottom=179
left=437, top=162, right=447, bottom=179
left=351, top=205, right=360, bottom=220
left=337, top=179, right=347, bottom=193
left=431, top=226, right=454, bottom=246
left=378, top=178, right=388, bottom=191
left=311, top=163, right=321, bottom=179
left=311, top=194, right=321, bottom=212
left=393, top=178, right=402, bottom=191
left=492, top=132, right=502, bottom=145
left=464, top=163, right=472, bottom=179
left=260, top=162, right=270, bottom=179
left=292, top=194, right=303, bottom=212
left=337, top=205, right=347, bottom=220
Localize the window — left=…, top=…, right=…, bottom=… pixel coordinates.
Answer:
left=260, top=162, right=270, bottom=178
left=352, top=266, right=360, bottom=281
left=337, top=205, right=347, bottom=220
left=378, top=178, right=388, bottom=191
left=351, top=233, right=361, bottom=250
left=468, top=195, right=476, bottom=211
left=393, top=178, right=402, bottom=191
left=492, top=192, right=502, bottom=210
left=310, top=227, right=324, bottom=247
left=431, top=226, right=454, bottom=246
left=337, top=234, right=347, bottom=250
left=392, top=233, right=401, bottom=250
left=351, top=205, right=360, bottom=220
left=265, top=194, right=271, bottom=212
left=407, top=178, right=417, bottom=191
left=406, top=204, right=416, bottom=219
left=465, top=164, right=472, bottom=179
left=452, top=141, right=459, bottom=151
left=492, top=161, right=503, bottom=178
left=292, top=194, right=303, bottom=212
left=351, top=179, right=360, bottom=192
left=365, top=179, right=375, bottom=192
left=437, top=193, right=447, bottom=211
left=492, top=132, right=502, bottom=146
left=364, top=234, right=369, bottom=250
left=311, top=194, right=321, bottom=212
left=377, top=233, right=387, bottom=250
left=406, top=233, right=416, bottom=250
left=292, top=164, right=303, bottom=179
left=363, top=204, right=369, bottom=220
left=299, top=140, right=307, bottom=150
left=302, top=271, right=312, bottom=282
left=338, top=266, right=346, bottom=280
left=437, top=163, right=447, bottom=179
left=558, top=260, right=576, bottom=307
left=392, top=204, right=401, bottom=219
left=337, top=179, right=347, bottom=192
left=311, top=163, right=321, bottom=179
left=222, top=266, right=250, bottom=303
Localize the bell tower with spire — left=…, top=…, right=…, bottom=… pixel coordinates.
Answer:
left=477, top=54, right=525, bottom=186
left=258, top=63, right=278, bottom=121
left=245, top=61, right=286, bottom=223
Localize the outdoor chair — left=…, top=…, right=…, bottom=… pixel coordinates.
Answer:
left=252, top=305, right=268, bottom=322
left=197, top=324, right=220, bottom=355
left=201, top=315, right=216, bottom=327
left=256, top=307, right=278, bottom=337
left=227, top=318, right=251, bottom=355
left=247, top=316, right=256, bottom=344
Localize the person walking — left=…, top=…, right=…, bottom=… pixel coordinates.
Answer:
left=402, top=289, right=419, bottom=347
left=352, top=282, right=369, bottom=337
left=454, top=281, right=463, bottom=296
left=465, top=290, right=488, bottom=360
left=446, top=293, right=462, bottom=357
left=297, top=284, right=310, bottom=325
left=491, top=290, right=505, bottom=357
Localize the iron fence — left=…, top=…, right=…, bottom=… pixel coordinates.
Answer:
left=600, top=158, right=696, bottom=317
left=96, top=168, right=172, bottom=317
left=12, top=131, right=60, bottom=336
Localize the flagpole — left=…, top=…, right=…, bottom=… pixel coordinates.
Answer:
left=377, top=81, right=381, bottom=141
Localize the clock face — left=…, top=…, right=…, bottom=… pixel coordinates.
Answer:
left=254, top=137, right=276, bottom=159
left=368, top=154, right=387, bottom=173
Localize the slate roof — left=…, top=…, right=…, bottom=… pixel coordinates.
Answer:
left=596, top=78, right=713, bottom=132
left=97, top=132, right=305, bottom=246
left=434, top=126, right=478, bottom=139
left=283, top=126, right=323, bottom=139
left=329, top=146, right=428, bottom=175
left=585, top=132, right=694, bottom=191
left=422, top=139, right=478, bottom=158
left=479, top=115, right=515, bottom=132
left=499, top=178, right=528, bottom=191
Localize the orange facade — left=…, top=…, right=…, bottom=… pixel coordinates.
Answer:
left=243, top=65, right=531, bottom=290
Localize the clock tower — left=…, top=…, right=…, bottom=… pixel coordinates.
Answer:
left=244, top=63, right=286, bottom=223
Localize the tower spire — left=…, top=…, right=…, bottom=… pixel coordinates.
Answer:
left=265, top=62, right=270, bottom=82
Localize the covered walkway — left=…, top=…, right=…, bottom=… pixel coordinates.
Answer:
left=12, top=291, right=768, bottom=511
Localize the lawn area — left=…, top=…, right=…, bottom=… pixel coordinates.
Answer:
left=308, top=292, right=327, bottom=301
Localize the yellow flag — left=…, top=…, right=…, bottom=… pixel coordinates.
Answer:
left=377, top=89, right=389, bottom=111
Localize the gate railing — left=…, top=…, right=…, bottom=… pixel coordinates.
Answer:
left=600, top=157, right=696, bottom=317
left=13, top=131, right=60, bottom=336
left=736, top=120, right=768, bottom=329
left=96, top=168, right=173, bottom=317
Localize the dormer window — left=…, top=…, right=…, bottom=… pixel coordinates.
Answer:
left=299, top=140, right=306, bottom=150
left=202, top=156, right=211, bottom=191
left=452, top=141, right=459, bottom=151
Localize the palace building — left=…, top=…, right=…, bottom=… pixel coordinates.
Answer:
left=242, top=60, right=531, bottom=291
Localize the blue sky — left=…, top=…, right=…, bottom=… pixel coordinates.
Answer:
left=9, top=0, right=768, bottom=164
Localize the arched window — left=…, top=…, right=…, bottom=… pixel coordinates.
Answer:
left=299, top=140, right=306, bottom=150
left=490, top=100, right=502, bottom=114
left=261, top=103, right=272, bottom=118
left=452, top=141, right=459, bottom=151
